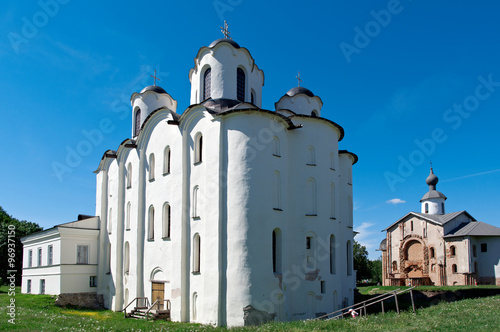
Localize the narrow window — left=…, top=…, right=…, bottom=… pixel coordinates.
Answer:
left=347, top=241, right=352, bottom=276
left=48, top=245, right=53, bottom=265
left=307, top=146, right=316, bottom=165
left=330, top=182, right=336, bottom=219
left=481, top=243, right=487, bottom=252
left=134, top=108, right=141, bottom=137
left=108, top=208, right=112, bottom=234
left=192, top=186, right=200, bottom=219
left=392, top=261, right=398, bottom=271
left=90, top=276, right=97, bottom=287
left=163, top=146, right=171, bottom=175
left=441, top=202, right=445, bottom=213
left=473, top=245, right=477, bottom=257
left=126, top=202, right=131, bottom=230
left=330, top=152, right=335, bottom=170
left=193, top=234, right=201, bottom=273
left=410, top=220, right=414, bottom=232
left=37, top=248, right=42, bottom=266
left=306, top=235, right=316, bottom=269
left=320, top=281, right=326, bottom=294
left=251, top=91, right=255, bottom=104
left=430, top=247, right=435, bottom=258
left=330, top=235, right=336, bottom=274
left=273, top=136, right=280, bottom=157
left=124, top=242, right=130, bottom=274
left=40, top=279, right=45, bottom=294
left=450, top=245, right=456, bottom=256
left=306, top=237, right=311, bottom=250
left=77, top=245, right=89, bottom=264
left=27, top=280, right=31, bottom=293
left=192, top=292, right=198, bottom=321
left=149, top=153, right=155, bottom=181
left=163, top=203, right=171, bottom=238
left=425, top=203, right=429, bottom=213
left=273, top=171, right=282, bottom=210
left=107, top=244, right=111, bottom=273
left=306, top=178, right=317, bottom=216
left=148, top=205, right=155, bottom=240
left=237, top=68, right=245, bottom=102
left=203, top=68, right=211, bottom=100
left=28, top=250, right=32, bottom=267
left=311, top=110, right=318, bottom=117
left=272, top=229, right=282, bottom=274
left=126, top=163, right=132, bottom=188
left=452, top=264, right=457, bottom=273
left=194, top=133, right=203, bottom=164
left=474, top=262, right=478, bottom=273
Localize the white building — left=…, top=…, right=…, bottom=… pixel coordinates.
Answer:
left=23, top=33, right=358, bottom=326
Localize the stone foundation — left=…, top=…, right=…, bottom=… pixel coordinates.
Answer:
left=55, top=292, right=104, bottom=309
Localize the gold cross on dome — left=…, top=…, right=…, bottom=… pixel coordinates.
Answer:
left=221, top=20, right=232, bottom=39
left=151, top=69, right=160, bottom=86
left=296, top=71, right=303, bottom=87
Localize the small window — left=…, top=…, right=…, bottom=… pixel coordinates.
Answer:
left=441, top=202, right=445, bottom=213
left=192, top=186, right=200, bottom=219
left=149, top=153, right=155, bottom=181
left=28, top=250, right=32, bottom=267
left=392, top=261, right=398, bottom=271
left=330, top=152, right=336, bottom=170
left=481, top=243, right=487, bottom=252
left=473, top=245, right=477, bottom=257
left=124, top=242, right=130, bottom=274
left=126, top=163, right=132, bottom=188
left=203, top=68, right=211, bottom=101
left=450, top=245, right=456, bottom=257
left=40, top=279, right=45, bottom=294
left=306, top=146, right=316, bottom=166
left=108, top=208, right=112, bottom=234
left=38, top=248, right=42, bottom=266
left=425, top=203, right=429, bottom=213
left=107, top=244, right=111, bottom=274
left=306, top=237, right=312, bottom=250
left=272, top=229, right=282, bottom=274
left=311, top=110, right=318, bottom=117
left=430, top=247, right=435, bottom=258
left=27, top=279, right=31, bottom=293
left=163, top=146, right=171, bottom=175
left=273, top=171, right=282, bottom=210
left=193, top=234, right=201, bottom=273
left=148, top=205, right=155, bottom=240
left=272, top=136, right=280, bottom=157
left=163, top=203, right=171, bottom=238
left=48, top=245, right=53, bottom=266
left=77, top=245, right=89, bottom=264
left=126, top=202, right=131, bottom=230
left=452, top=264, right=457, bottom=273
left=237, top=68, right=245, bottom=102
left=194, top=133, right=203, bottom=164
left=134, top=109, right=141, bottom=136
left=321, top=281, right=326, bottom=294
left=410, top=220, right=413, bottom=232
left=330, top=235, right=336, bottom=274
left=251, top=91, right=255, bottom=104
left=90, top=276, right=97, bottom=287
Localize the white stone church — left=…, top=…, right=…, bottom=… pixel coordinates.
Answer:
left=21, top=29, right=358, bottom=326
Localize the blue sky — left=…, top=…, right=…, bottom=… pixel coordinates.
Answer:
left=1, top=0, right=499, bottom=259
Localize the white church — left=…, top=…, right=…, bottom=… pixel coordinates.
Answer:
left=21, top=26, right=358, bottom=326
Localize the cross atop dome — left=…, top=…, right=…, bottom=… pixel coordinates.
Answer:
left=296, top=71, right=303, bottom=87
left=150, top=69, right=160, bottom=86
left=220, top=20, right=232, bottom=39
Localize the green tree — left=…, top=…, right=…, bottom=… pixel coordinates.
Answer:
left=369, top=256, right=383, bottom=284
left=0, top=206, right=43, bottom=285
left=353, top=240, right=371, bottom=282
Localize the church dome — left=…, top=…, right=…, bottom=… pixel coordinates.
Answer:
left=286, top=86, right=315, bottom=98
left=426, top=168, right=439, bottom=187
left=140, top=85, right=168, bottom=94
left=208, top=38, right=241, bottom=49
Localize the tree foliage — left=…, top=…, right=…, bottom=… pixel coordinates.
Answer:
left=0, top=206, right=43, bottom=285
left=354, top=240, right=383, bottom=284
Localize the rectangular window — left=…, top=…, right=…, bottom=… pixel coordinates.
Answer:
left=89, top=276, right=97, bottom=287
left=27, top=280, right=31, bottom=293
left=28, top=250, right=33, bottom=267
left=38, top=248, right=42, bottom=266
left=306, top=237, right=311, bottom=250
left=481, top=243, right=487, bottom=252
left=40, top=279, right=45, bottom=294
left=321, top=281, right=326, bottom=294
left=48, top=245, right=53, bottom=265
left=77, top=245, right=89, bottom=264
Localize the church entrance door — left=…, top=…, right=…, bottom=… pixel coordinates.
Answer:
left=152, top=282, right=165, bottom=310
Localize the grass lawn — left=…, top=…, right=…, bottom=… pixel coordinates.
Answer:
left=1, top=286, right=499, bottom=331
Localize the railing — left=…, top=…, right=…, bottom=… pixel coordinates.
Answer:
left=145, top=299, right=171, bottom=319
left=316, top=286, right=416, bottom=320
left=122, top=297, right=150, bottom=318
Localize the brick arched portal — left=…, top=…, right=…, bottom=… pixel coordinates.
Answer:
left=399, top=235, right=429, bottom=280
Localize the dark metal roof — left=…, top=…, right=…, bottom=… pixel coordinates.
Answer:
left=290, top=114, right=345, bottom=141
left=383, top=210, right=476, bottom=231
left=140, top=85, right=168, bottom=94
left=286, top=86, right=315, bottom=97
left=444, top=221, right=500, bottom=238
left=202, top=98, right=242, bottom=113
left=378, top=239, right=387, bottom=251
left=209, top=38, right=241, bottom=49
left=420, top=190, right=447, bottom=202
left=339, top=150, right=359, bottom=165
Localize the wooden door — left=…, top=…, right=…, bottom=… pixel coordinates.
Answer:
left=152, top=282, right=164, bottom=310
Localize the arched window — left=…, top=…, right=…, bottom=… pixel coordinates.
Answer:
left=124, top=242, right=130, bottom=274
left=134, top=108, right=141, bottom=136
left=425, top=203, right=429, bottom=213
left=347, top=240, right=352, bottom=276
left=148, top=205, right=154, bottom=240
left=441, top=202, right=445, bottom=213
left=149, top=154, right=155, bottom=181
left=452, top=264, right=457, bottom=273
left=273, top=136, right=280, bottom=157
left=311, top=110, right=318, bottom=117
left=306, top=178, right=317, bottom=216
left=473, top=245, right=477, bottom=257
left=330, top=182, right=336, bottom=219
left=392, top=260, right=398, bottom=271
left=203, top=68, right=211, bottom=100
left=192, top=292, right=198, bottom=321
left=194, top=133, right=203, bottom=164
left=272, top=228, right=282, bottom=274
left=126, top=202, right=131, bottom=230
left=126, top=163, right=132, bottom=188
left=450, top=245, right=456, bottom=256
left=273, top=171, right=281, bottom=210
left=193, top=234, right=201, bottom=273
left=237, top=68, right=245, bottom=102
left=307, top=146, right=316, bottom=165
left=162, top=203, right=171, bottom=239
left=192, top=186, right=200, bottom=218
left=430, top=247, right=435, bottom=258
left=163, top=146, right=171, bottom=175
left=108, top=208, right=112, bottom=234
left=306, top=234, right=317, bottom=269
left=330, top=234, right=336, bottom=274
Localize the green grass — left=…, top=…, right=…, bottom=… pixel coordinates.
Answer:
left=1, top=286, right=499, bottom=331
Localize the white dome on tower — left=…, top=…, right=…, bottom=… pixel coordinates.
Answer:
left=420, top=167, right=447, bottom=215
left=275, top=86, right=323, bottom=117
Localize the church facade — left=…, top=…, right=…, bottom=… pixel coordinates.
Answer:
left=380, top=168, right=500, bottom=287
left=22, top=34, right=358, bottom=326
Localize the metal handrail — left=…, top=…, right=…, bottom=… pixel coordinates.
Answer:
left=123, top=297, right=149, bottom=318
left=144, top=299, right=171, bottom=319
left=316, top=286, right=416, bottom=320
